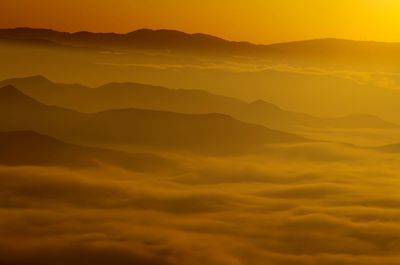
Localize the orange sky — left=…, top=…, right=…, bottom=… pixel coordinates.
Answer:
left=2, top=0, right=400, bottom=44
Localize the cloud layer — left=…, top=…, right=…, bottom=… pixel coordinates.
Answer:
left=1, top=143, right=400, bottom=265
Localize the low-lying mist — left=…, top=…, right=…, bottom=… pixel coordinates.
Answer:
left=2, top=142, right=400, bottom=265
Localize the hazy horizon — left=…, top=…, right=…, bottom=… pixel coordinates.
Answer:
left=3, top=0, right=400, bottom=43
left=3, top=26, right=400, bottom=45
left=3, top=2, right=400, bottom=265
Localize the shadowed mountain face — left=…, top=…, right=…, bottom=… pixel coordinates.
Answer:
left=0, top=130, right=176, bottom=171
left=0, top=84, right=82, bottom=133
left=0, top=85, right=304, bottom=154
left=1, top=76, right=397, bottom=131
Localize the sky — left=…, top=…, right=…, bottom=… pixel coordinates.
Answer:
left=2, top=0, right=400, bottom=44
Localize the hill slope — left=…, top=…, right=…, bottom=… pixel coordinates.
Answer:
left=1, top=76, right=396, bottom=131
left=0, top=85, right=305, bottom=154
left=0, top=130, right=176, bottom=171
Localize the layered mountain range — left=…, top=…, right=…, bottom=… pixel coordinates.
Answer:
left=0, top=84, right=305, bottom=154
left=1, top=27, right=400, bottom=69
left=1, top=75, right=396, bottom=131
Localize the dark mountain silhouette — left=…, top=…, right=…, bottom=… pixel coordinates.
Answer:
left=1, top=76, right=396, bottom=131
left=0, top=130, right=176, bottom=171
left=0, top=85, right=304, bottom=154
left=2, top=27, right=400, bottom=67
left=0, top=27, right=258, bottom=54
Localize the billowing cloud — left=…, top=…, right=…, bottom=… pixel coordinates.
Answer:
left=2, top=143, right=400, bottom=265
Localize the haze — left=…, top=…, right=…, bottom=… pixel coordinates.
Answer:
left=3, top=1, right=400, bottom=265
left=2, top=0, right=400, bottom=43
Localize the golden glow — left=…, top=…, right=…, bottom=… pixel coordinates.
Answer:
left=2, top=0, right=400, bottom=43
left=4, top=1, right=400, bottom=264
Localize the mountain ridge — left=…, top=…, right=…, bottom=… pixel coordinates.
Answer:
left=1, top=75, right=396, bottom=131
left=3, top=27, right=399, bottom=55
left=0, top=130, right=176, bottom=171
left=3, top=27, right=400, bottom=47
left=0, top=27, right=259, bottom=53
left=0, top=85, right=305, bottom=154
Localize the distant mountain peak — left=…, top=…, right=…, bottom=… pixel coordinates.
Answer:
left=0, top=84, right=25, bottom=97
left=128, top=28, right=221, bottom=38
left=124, top=28, right=229, bottom=46
left=24, top=75, right=50, bottom=83
left=0, top=75, right=53, bottom=90
left=249, top=99, right=282, bottom=111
